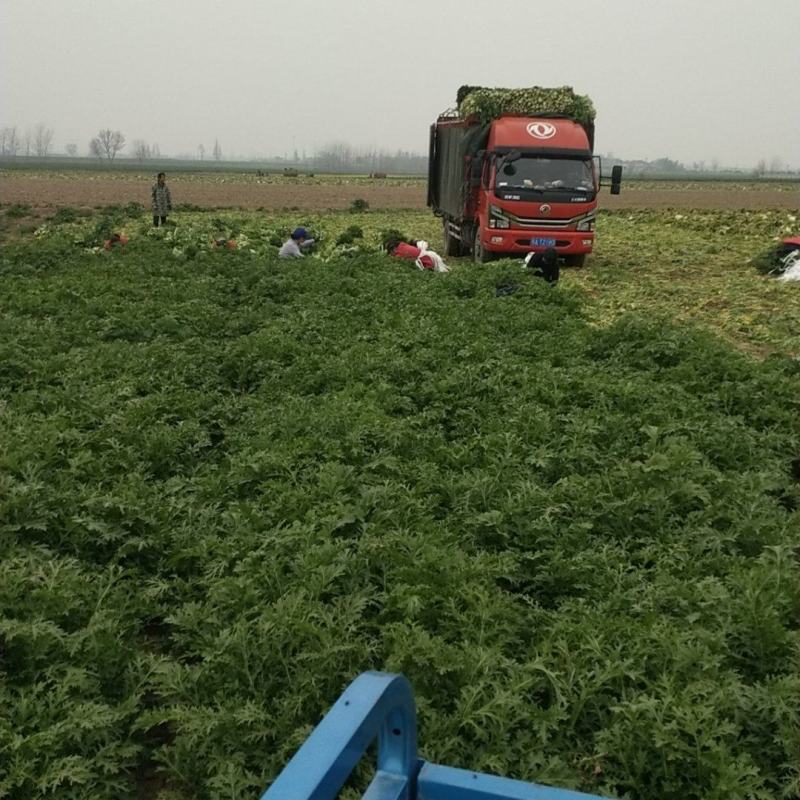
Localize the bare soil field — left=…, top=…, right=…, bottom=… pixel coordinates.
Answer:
left=1, top=171, right=798, bottom=211
left=0, top=175, right=425, bottom=211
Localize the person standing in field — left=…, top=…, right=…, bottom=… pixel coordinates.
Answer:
left=151, top=172, right=172, bottom=227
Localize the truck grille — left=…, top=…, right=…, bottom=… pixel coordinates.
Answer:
left=505, top=211, right=591, bottom=230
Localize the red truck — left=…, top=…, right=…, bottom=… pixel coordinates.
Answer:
left=427, top=111, right=622, bottom=264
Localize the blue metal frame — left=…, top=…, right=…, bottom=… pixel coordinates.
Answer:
left=260, top=672, right=610, bottom=800
left=260, top=672, right=418, bottom=800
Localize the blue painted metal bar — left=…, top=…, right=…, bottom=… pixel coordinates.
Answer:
left=363, top=772, right=414, bottom=800
left=259, top=671, right=611, bottom=800
left=417, top=763, right=607, bottom=800
left=260, top=671, right=418, bottom=800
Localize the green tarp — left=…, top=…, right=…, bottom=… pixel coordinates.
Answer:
left=428, top=121, right=490, bottom=218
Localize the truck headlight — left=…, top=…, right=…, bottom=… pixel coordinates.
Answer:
left=576, top=215, right=595, bottom=232
left=489, top=204, right=511, bottom=229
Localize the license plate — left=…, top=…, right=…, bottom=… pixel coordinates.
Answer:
left=531, top=237, right=556, bottom=247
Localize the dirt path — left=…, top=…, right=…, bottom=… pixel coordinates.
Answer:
left=1, top=174, right=798, bottom=211
left=0, top=176, right=425, bottom=211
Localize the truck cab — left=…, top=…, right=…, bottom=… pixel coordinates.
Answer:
left=478, top=116, right=598, bottom=265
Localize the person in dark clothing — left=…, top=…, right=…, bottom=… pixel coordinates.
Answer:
left=151, top=172, right=172, bottom=227
left=525, top=247, right=559, bottom=284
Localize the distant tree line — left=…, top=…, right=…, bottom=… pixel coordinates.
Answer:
left=0, top=124, right=54, bottom=156
left=0, top=124, right=225, bottom=163
left=305, top=142, right=428, bottom=174
left=600, top=154, right=799, bottom=178
left=0, top=128, right=426, bottom=171
left=1, top=122, right=796, bottom=176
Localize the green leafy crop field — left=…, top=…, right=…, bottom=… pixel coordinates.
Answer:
left=1, top=203, right=799, bottom=800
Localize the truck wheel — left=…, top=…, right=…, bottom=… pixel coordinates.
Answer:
left=564, top=254, right=586, bottom=267
left=443, top=221, right=462, bottom=257
left=473, top=230, right=493, bottom=263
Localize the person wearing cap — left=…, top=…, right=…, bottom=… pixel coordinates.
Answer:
left=278, top=227, right=315, bottom=258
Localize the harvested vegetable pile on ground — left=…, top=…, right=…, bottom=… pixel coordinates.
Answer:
left=457, top=85, right=595, bottom=125
left=751, top=239, right=800, bottom=275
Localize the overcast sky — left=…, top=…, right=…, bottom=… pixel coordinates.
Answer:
left=2, top=0, right=799, bottom=168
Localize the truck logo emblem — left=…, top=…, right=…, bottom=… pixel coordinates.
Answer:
left=527, top=122, right=557, bottom=139
left=540, top=204, right=552, bottom=215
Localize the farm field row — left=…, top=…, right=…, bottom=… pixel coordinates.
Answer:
left=1, top=170, right=799, bottom=211
left=4, top=203, right=798, bottom=355
left=1, top=204, right=799, bottom=799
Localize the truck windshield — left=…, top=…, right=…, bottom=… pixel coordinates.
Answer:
left=495, top=157, right=594, bottom=193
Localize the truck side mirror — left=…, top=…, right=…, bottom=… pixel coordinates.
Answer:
left=610, top=165, right=623, bottom=195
